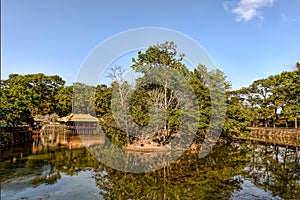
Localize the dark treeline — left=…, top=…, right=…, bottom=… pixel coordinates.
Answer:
left=1, top=42, right=299, bottom=146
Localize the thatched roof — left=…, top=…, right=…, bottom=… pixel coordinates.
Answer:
left=58, top=113, right=98, bottom=122
left=33, top=117, right=43, bottom=122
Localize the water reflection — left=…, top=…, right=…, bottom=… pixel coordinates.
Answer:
left=241, top=142, right=300, bottom=199
left=0, top=132, right=299, bottom=199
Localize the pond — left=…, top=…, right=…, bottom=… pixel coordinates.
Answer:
left=1, top=133, right=299, bottom=200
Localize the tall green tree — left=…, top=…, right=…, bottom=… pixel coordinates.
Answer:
left=1, top=73, right=65, bottom=125
left=281, top=63, right=300, bottom=128
left=131, top=41, right=190, bottom=144
left=24, top=73, right=65, bottom=115
left=0, top=78, right=32, bottom=125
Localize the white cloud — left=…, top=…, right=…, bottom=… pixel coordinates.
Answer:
left=224, top=0, right=277, bottom=22
left=280, top=13, right=298, bottom=23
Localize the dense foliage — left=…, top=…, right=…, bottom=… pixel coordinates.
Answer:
left=1, top=73, right=65, bottom=125
left=231, top=62, right=300, bottom=128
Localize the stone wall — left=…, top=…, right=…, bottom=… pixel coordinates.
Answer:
left=239, top=128, right=300, bottom=147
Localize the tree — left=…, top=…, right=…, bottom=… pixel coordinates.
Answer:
left=189, top=65, right=213, bottom=137
left=72, top=82, right=96, bottom=115
left=94, top=84, right=112, bottom=117
left=1, top=73, right=65, bottom=125
left=225, top=91, right=250, bottom=136
left=0, top=79, right=32, bottom=125
left=24, top=73, right=65, bottom=116
left=230, top=62, right=300, bottom=128
left=281, top=63, right=300, bottom=128
left=55, top=85, right=73, bottom=117
left=107, top=66, right=134, bottom=144
left=131, top=41, right=190, bottom=144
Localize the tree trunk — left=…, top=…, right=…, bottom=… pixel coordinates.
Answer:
left=275, top=109, right=278, bottom=127
left=164, top=81, right=168, bottom=140
left=164, top=83, right=167, bottom=130
left=295, top=117, right=298, bottom=129
left=126, top=125, right=129, bottom=145
left=265, top=119, right=268, bottom=127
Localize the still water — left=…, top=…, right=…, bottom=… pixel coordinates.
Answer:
left=1, top=134, right=299, bottom=200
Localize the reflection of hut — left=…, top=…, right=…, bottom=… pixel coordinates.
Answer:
left=58, top=113, right=99, bottom=134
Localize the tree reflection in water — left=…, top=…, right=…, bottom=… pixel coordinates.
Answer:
left=94, top=143, right=249, bottom=199
left=0, top=136, right=299, bottom=199
left=241, top=142, right=299, bottom=199
left=94, top=142, right=299, bottom=199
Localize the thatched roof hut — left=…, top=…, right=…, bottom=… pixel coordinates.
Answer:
left=58, top=113, right=98, bottom=123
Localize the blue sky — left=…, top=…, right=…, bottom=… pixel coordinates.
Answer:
left=1, top=0, right=300, bottom=89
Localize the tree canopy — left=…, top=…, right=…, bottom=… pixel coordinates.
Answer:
left=231, top=63, right=300, bottom=128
